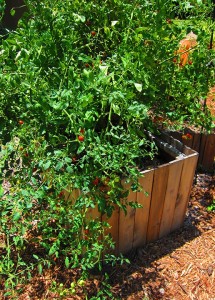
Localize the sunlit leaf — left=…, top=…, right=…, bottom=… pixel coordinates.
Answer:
left=134, top=83, right=142, bottom=92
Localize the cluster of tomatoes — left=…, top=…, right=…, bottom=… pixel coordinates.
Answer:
left=78, top=128, right=85, bottom=142
left=182, top=133, right=192, bottom=140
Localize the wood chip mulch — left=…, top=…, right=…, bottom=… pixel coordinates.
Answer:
left=0, top=172, right=214, bottom=300
left=108, top=172, right=215, bottom=300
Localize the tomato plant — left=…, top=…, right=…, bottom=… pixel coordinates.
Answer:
left=0, top=0, right=214, bottom=297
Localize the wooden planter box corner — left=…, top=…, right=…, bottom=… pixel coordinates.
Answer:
left=65, top=133, right=198, bottom=255
left=167, top=129, right=215, bottom=171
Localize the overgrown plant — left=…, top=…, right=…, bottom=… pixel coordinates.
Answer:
left=0, top=0, right=214, bottom=297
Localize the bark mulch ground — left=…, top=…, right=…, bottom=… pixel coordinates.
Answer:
left=108, top=172, right=215, bottom=300
left=0, top=172, right=214, bottom=300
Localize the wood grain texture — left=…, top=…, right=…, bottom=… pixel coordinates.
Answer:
left=200, top=134, right=215, bottom=170
left=171, top=153, right=198, bottom=232
left=159, top=159, right=184, bottom=238
left=118, top=180, right=136, bottom=254
left=133, top=170, right=154, bottom=248
left=146, top=164, right=169, bottom=243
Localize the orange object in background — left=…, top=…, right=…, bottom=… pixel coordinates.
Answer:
left=206, top=86, right=215, bottom=117
left=176, top=31, right=197, bottom=67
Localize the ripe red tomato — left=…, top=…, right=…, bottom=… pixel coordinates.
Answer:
left=186, top=133, right=192, bottom=139
left=182, top=133, right=192, bottom=140
left=78, top=135, right=84, bottom=142
left=18, top=120, right=24, bottom=125
left=91, top=31, right=96, bottom=37
left=188, top=60, right=192, bottom=65
left=84, top=229, right=89, bottom=235
left=92, top=177, right=99, bottom=186
left=58, top=191, right=64, bottom=198
left=72, top=156, right=77, bottom=162
left=80, top=128, right=85, bottom=134
left=172, top=58, right=177, bottom=63
left=83, top=228, right=89, bottom=240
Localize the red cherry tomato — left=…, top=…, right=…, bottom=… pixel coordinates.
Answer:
left=80, top=128, right=85, bottom=134
left=186, top=133, right=192, bottom=139
left=92, top=177, right=100, bottom=186
left=72, top=156, right=78, bottom=162
left=58, top=191, right=64, bottom=198
left=91, top=31, right=96, bottom=37
left=78, top=135, right=84, bottom=142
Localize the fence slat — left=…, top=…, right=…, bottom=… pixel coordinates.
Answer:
left=171, top=154, right=198, bottom=231
left=133, top=170, right=154, bottom=249
left=159, top=159, right=183, bottom=238
left=191, top=132, right=201, bottom=153
left=169, top=129, right=215, bottom=170
left=200, top=134, right=215, bottom=170
left=118, top=181, right=136, bottom=254
left=146, top=164, right=169, bottom=243
left=198, top=134, right=207, bottom=166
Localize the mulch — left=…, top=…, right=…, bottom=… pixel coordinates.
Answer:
left=0, top=172, right=214, bottom=300
left=108, top=172, right=215, bottom=300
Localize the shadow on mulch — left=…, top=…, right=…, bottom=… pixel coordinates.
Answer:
left=105, top=222, right=202, bottom=299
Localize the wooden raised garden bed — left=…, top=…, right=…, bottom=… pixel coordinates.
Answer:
left=166, top=128, right=215, bottom=171
left=65, top=133, right=198, bottom=255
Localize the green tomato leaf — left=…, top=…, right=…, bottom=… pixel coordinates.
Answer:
left=38, top=264, right=43, bottom=275
left=0, top=185, right=4, bottom=197
left=134, top=83, right=142, bottom=92
left=111, top=20, right=118, bottom=26
left=66, top=166, right=73, bottom=173
left=56, top=161, right=64, bottom=171
left=48, top=244, right=57, bottom=256
left=13, top=212, right=21, bottom=221
left=65, top=256, right=70, bottom=268
left=10, top=9, right=15, bottom=16
left=43, top=161, right=51, bottom=170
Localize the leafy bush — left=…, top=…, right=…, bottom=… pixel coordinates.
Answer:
left=0, top=0, right=214, bottom=296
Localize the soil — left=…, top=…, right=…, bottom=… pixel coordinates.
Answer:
left=0, top=172, right=214, bottom=300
